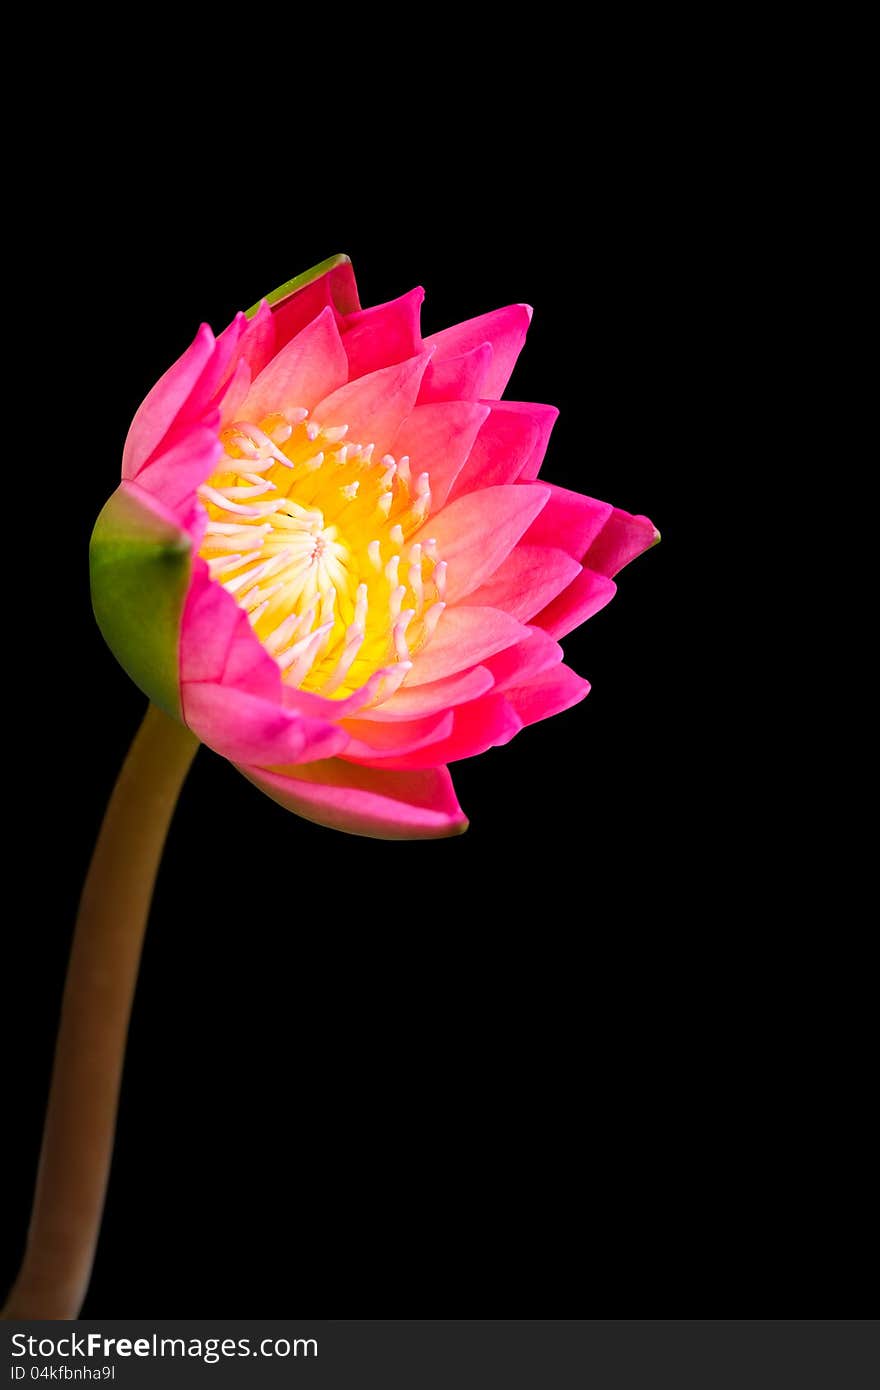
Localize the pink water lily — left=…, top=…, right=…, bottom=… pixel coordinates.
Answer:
left=91, top=254, right=657, bottom=839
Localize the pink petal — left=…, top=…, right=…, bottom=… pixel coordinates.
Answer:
left=134, top=422, right=222, bottom=526
left=235, top=760, right=468, bottom=840
left=512, top=403, right=560, bottom=481
left=357, top=694, right=522, bottom=771
left=585, top=507, right=660, bottom=577
left=312, top=351, right=433, bottom=456
left=406, top=606, right=530, bottom=686
left=483, top=626, right=563, bottom=691
left=449, top=402, right=558, bottom=498
left=236, top=299, right=276, bottom=379
left=533, top=567, right=617, bottom=639
left=391, top=401, right=490, bottom=509
left=422, top=484, right=550, bottom=602
left=504, top=664, right=591, bottom=726
left=418, top=342, right=493, bottom=403
left=424, top=304, right=532, bottom=399
left=122, top=324, right=216, bottom=478
left=523, top=485, right=614, bottom=559
left=269, top=258, right=361, bottom=352
left=239, top=307, right=349, bottom=421
left=180, top=559, right=278, bottom=700
left=183, top=682, right=346, bottom=766
left=356, top=666, right=496, bottom=722
left=463, top=544, right=581, bottom=621
left=341, top=709, right=454, bottom=760
left=447, top=403, right=537, bottom=498
left=340, top=287, right=424, bottom=379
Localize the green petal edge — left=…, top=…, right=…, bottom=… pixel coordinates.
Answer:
left=245, top=253, right=353, bottom=318
left=89, top=484, right=192, bottom=719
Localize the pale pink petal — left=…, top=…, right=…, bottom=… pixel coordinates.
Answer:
left=483, top=626, right=564, bottom=690
left=449, top=403, right=558, bottom=498
left=421, top=485, right=550, bottom=603
left=312, top=351, right=433, bottom=456
left=183, top=682, right=346, bottom=766
left=418, top=342, right=493, bottom=403
left=406, top=606, right=530, bottom=686
left=355, top=666, right=496, bottom=722
left=524, top=485, right=614, bottom=559
left=269, top=259, right=361, bottom=351
left=424, top=304, right=532, bottom=399
left=235, top=760, right=468, bottom=839
left=239, top=307, right=349, bottom=421
left=533, top=568, right=617, bottom=639
left=122, top=324, right=216, bottom=478
left=341, top=710, right=454, bottom=760
left=340, top=288, right=424, bottom=379
left=357, top=694, right=522, bottom=771
left=391, top=401, right=490, bottom=508
left=585, top=507, right=660, bottom=577
left=504, top=665, right=591, bottom=726
left=463, top=544, right=581, bottom=621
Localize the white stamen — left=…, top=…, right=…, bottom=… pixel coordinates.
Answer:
left=393, top=609, right=415, bottom=660
left=421, top=601, right=446, bottom=641
left=389, top=584, right=406, bottom=622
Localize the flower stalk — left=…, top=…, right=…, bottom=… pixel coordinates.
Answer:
left=2, top=705, right=198, bottom=1319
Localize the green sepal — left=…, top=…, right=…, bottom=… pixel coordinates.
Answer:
left=89, top=483, right=192, bottom=719
left=245, top=253, right=356, bottom=318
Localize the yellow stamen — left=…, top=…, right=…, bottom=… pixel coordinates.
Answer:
left=198, top=410, right=446, bottom=701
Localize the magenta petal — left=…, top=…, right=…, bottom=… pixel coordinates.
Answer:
left=463, top=544, right=581, bottom=621
left=418, top=342, right=493, bottom=403
left=391, top=401, right=490, bottom=508
left=313, top=351, right=433, bottom=457
left=183, top=682, right=346, bottom=766
left=269, top=259, right=361, bottom=352
left=524, top=485, right=614, bottom=559
left=240, top=307, right=349, bottom=419
left=424, top=304, right=532, bottom=399
left=406, top=606, right=530, bottom=685
left=235, top=760, right=468, bottom=840
left=533, top=567, right=617, bottom=639
left=359, top=694, right=523, bottom=771
left=340, top=287, right=424, bottom=379
left=423, top=485, right=550, bottom=603
left=122, top=324, right=216, bottom=478
left=504, top=664, right=591, bottom=726
left=585, top=507, right=660, bottom=577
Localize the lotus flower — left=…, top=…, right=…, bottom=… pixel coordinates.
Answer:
left=91, top=255, right=657, bottom=839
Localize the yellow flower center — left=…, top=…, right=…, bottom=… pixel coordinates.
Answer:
left=198, top=409, right=446, bottom=700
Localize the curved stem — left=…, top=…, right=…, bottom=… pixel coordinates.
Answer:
left=2, top=704, right=198, bottom=1320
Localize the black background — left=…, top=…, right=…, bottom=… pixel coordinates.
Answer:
left=3, top=98, right=813, bottom=1318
